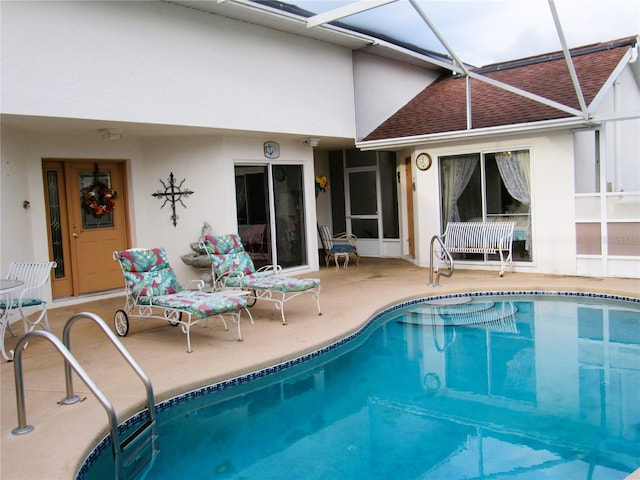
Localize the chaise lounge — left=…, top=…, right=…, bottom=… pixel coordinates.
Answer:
left=113, top=247, right=249, bottom=352
left=201, top=233, right=321, bottom=325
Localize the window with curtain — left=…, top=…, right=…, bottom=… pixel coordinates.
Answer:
left=440, top=149, right=532, bottom=262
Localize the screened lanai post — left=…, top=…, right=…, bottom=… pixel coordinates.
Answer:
left=496, top=151, right=532, bottom=251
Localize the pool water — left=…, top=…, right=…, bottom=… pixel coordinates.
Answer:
left=79, top=293, right=640, bottom=479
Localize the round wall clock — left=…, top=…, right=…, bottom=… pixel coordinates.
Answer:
left=416, top=153, right=432, bottom=171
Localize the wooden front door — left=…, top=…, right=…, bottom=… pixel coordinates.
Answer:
left=43, top=160, right=129, bottom=298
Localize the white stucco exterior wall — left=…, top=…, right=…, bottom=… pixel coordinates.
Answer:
left=353, top=51, right=440, bottom=140
left=411, top=131, right=577, bottom=276
left=0, top=126, right=147, bottom=277
left=0, top=128, right=318, bottom=286
left=1, top=0, right=356, bottom=138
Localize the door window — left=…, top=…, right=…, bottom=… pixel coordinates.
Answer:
left=79, top=169, right=116, bottom=229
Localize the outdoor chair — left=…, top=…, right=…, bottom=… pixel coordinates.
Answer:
left=317, top=224, right=360, bottom=270
left=0, top=260, right=56, bottom=361
left=201, top=233, right=321, bottom=325
left=113, top=247, right=249, bottom=353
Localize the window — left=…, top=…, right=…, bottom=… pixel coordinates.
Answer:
left=440, top=149, right=532, bottom=262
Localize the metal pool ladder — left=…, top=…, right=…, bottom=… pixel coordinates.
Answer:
left=11, top=312, right=157, bottom=480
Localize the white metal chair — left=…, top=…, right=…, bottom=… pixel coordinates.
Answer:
left=1, top=261, right=56, bottom=360
left=317, top=224, right=360, bottom=270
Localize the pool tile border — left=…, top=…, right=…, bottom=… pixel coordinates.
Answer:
left=76, top=291, right=639, bottom=479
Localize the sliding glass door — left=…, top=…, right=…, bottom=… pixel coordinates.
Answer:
left=235, top=164, right=307, bottom=269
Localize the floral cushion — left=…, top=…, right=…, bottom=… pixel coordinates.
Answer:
left=116, top=248, right=182, bottom=297
left=202, top=233, right=320, bottom=294
left=203, top=234, right=244, bottom=254
left=209, top=251, right=256, bottom=277
left=224, top=272, right=320, bottom=293
left=141, top=290, right=248, bottom=318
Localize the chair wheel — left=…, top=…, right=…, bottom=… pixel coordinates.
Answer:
left=247, top=290, right=257, bottom=307
left=164, top=310, right=183, bottom=326
left=114, top=310, right=129, bottom=336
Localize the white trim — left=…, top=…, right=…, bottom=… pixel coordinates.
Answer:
left=589, top=48, right=635, bottom=112
left=357, top=117, right=596, bottom=150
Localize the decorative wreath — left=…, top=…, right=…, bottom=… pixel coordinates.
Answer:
left=82, top=182, right=117, bottom=218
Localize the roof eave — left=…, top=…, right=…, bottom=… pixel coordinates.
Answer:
left=356, top=117, right=600, bottom=151
left=166, top=0, right=450, bottom=70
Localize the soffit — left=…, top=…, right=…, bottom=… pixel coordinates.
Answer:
left=163, top=0, right=448, bottom=70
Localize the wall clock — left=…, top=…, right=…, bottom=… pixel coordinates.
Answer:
left=416, top=153, right=432, bottom=171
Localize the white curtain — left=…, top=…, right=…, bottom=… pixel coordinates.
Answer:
left=441, top=154, right=478, bottom=225
left=496, top=150, right=532, bottom=251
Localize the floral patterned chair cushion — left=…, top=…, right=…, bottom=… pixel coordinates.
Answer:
left=150, top=290, right=247, bottom=317
left=203, top=234, right=244, bottom=255
left=116, top=248, right=182, bottom=297
left=223, top=273, right=320, bottom=293
left=208, top=251, right=256, bottom=277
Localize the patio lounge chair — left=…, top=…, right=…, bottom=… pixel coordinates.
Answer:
left=201, top=233, right=321, bottom=325
left=113, top=247, right=249, bottom=353
left=318, top=224, right=360, bottom=270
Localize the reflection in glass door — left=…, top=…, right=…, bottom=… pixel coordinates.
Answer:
left=235, top=164, right=307, bottom=269
left=348, top=169, right=378, bottom=239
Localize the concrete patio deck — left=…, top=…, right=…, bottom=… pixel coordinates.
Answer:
left=2, top=258, right=639, bottom=479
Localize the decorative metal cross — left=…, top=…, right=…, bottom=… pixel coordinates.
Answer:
left=152, top=172, right=194, bottom=227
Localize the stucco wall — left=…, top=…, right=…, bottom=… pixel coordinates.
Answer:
left=411, top=131, right=577, bottom=275
left=0, top=128, right=318, bottom=296
left=0, top=126, right=146, bottom=278
left=353, top=51, right=439, bottom=140
left=1, top=0, right=356, bottom=138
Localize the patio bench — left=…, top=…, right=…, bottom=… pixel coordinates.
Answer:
left=438, top=221, right=515, bottom=276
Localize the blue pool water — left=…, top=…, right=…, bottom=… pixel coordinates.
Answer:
left=79, top=293, right=640, bottom=479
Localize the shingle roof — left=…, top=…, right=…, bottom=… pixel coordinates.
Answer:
left=363, top=36, right=638, bottom=141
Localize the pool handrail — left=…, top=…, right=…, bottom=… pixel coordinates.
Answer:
left=429, top=234, right=454, bottom=286
left=12, top=312, right=158, bottom=480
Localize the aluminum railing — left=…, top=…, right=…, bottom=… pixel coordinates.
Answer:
left=429, top=235, right=454, bottom=287
left=11, top=312, right=156, bottom=479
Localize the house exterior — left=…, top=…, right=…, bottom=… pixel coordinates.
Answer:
left=360, top=36, right=640, bottom=279
left=0, top=0, right=442, bottom=301
left=1, top=1, right=638, bottom=307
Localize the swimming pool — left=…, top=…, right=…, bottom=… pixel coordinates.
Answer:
left=78, top=292, right=640, bottom=479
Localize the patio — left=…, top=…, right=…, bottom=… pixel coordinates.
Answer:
left=2, top=258, right=639, bottom=479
